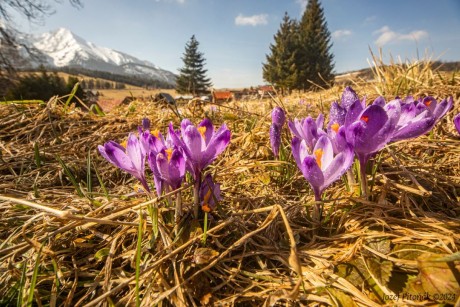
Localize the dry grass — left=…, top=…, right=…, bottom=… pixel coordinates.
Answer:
left=0, top=77, right=459, bottom=306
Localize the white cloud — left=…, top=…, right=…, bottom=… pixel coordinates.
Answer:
left=332, top=29, right=352, bottom=39
left=374, top=26, right=428, bottom=46
left=235, top=14, right=268, bottom=26
left=296, top=0, right=308, bottom=13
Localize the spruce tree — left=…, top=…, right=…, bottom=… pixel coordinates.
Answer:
left=297, top=0, right=334, bottom=90
left=176, top=35, right=212, bottom=96
left=263, top=12, right=299, bottom=95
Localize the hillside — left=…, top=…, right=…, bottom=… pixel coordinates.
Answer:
left=12, top=28, right=177, bottom=88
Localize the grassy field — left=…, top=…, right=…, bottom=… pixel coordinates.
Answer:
left=1, top=60, right=460, bottom=306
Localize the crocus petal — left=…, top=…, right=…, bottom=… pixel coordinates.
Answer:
left=372, top=96, right=386, bottom=107
left=200, top=174, right=221, bottom=211
left=156, top=153, right=169, bottom=182
left=391, top=107, right=434, bottom=142
left=142, top=118, right=151, bottom=131
left=328, top=102, right=346, bottom=128
left=139, top=131, right=152, bottom=155
left=147, top=152, right=164, bottom=197
left=321, top=143, right=354, bottom=190
left=151, top=132, right=166, bottom=153
left=454, top=113, right=460, bottom=134
left=270, top=124, right=281, bottom=158
left=98, top=145, right=112, bottom=164
left=302, top=117, right=318, bottom=150
left=329, top=125, right=349, bottom=154
left=168, top=149, right=186, bottom=189
left=313, top=135, right=333, bottom=170
left=180, top=118, right=193, bottom=133
left=433, top=97, right=453, bottom=123
left=300, top=156, right=324, bottom=197
left=288, top=119, right=304, bottom=140
left=421, top=96, right=437, bottom=113
left=202, top=127, right=231, bottom=169
left=126, top=133, right=144, bottom=175
left=291, top=136, right=302, bottom=167
left=391, top=116, right=435, bottom=141
left=103, top=142, right=137, bottom=174
left=183, top=125, right=204, bottom=164
left=398, top=101, right=417, bottom=127
left=316, top=113, right=324, bottom=130
left=198, top=118, right=214, bottom=146
left=344, top=99, right=365, bottom=128
left=272, top=106, right=286, bottom=127
left=341, top=86, right=359, bottom=110
left=169, top=122, right=189, bottom=155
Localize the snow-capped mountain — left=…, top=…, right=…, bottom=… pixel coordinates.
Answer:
left=21, top=28, right=176, bottom=85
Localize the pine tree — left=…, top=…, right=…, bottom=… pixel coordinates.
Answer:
left=297, top=0, right=334, bottom=90
left=263, top=12, right=299, bottom=95
left=176, top=35, right=212, bottom=96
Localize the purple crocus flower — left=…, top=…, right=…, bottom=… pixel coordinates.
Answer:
left=200, top=174, right=221, bottom=212
left=292, top=135, right=354, bottom=219
left=344, top=98, right=401, bottom=195
left=416, top=96, right=453, bottom=123
left=270, top=106, right=286, bottom=158
left=148, top=146, right=185, bottom=190
left=169, top=118, right=231, bottom=179
left=272, top=106, right=286, bottom=127
left=454, top=113, right=460, bottom=135
left=390, top=96, right=453, bottom=142
left=98, top=133, right=150, bottom=193
left=288, top=114, right=326, bottom=153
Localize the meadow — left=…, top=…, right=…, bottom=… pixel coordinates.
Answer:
left=0, top=58, right=459, bottom=306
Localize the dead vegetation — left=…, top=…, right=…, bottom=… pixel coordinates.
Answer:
left=1, top=68, right=460, bottom=306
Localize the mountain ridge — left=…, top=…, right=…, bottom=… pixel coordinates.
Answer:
left=17, top=28, right=176, bottom=87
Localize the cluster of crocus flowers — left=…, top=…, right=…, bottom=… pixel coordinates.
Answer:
left=269, top=106, right=286, bottom=158
left=99, top=117, right=231, bottom=227
left=281, top=86, right=453, bottom=220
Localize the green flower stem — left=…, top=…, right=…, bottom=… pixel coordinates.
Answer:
left=175, top=191, right=182, bottom=235
left=202, top=211, right=208, bottom=245
left=193, top=172, right=202, bottom=219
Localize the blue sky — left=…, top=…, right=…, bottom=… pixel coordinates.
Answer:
left=16, top=0, right=460, bottom=88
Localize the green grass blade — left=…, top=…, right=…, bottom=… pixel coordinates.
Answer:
left=135, top=209, right=143, bottom=307
left=64, top=82, right=80, bottom=111
left=16, top=260, right=28, bottom=307
left=90, top=103, right=105, bottom=116
left=56, top=155, right=84, bottom=197
left=87, top=149, right=92, bottom=198
left=27, top=244, right=43, bottom=307
left=93, top=161, right=109, bottom=199
left=33, top=142, right=41, bottom=168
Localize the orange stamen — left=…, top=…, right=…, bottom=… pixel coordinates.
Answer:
left=314, top=148, right=323, bottom=169
left=120, top=139, right=127, bottom=148
left=165, top=148, right=173, bottom=162
left=151, top=129, right=160, bottom=138
left=202, top=190, right=213, bottom=212
left=331, top=122, right=340, bottom=133
left=197, top=126, right=207, bottom=139
left=424, top=99, right=432, bottom=107
left=360, top=115, right=369, bottom=123
left=202, top=204, right=212, bottom=212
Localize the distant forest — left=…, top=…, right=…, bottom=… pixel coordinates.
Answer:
left=47, top=66, right=176, bottom=89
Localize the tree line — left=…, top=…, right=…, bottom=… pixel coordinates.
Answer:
left=175, top=0, right=334, bottom=96
left=263, top=0, right=334, bottom=94
left=3, top=67, right=84, bottom=102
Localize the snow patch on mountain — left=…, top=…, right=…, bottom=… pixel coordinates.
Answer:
left=23, top=28, right=176, bottom=85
